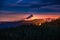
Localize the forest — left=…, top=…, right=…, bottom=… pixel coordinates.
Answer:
left=0, top=18, right=60, bottom=40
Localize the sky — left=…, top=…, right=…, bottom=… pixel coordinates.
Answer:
left=0, top=0, right=60, bottom=13
left=0, top=0, right=60, bottom=21
left=0, top=13, right=60, bottom=21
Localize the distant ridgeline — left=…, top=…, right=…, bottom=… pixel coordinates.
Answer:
left=0, top=17, right=60, bottom=29
left=0, top=17, right=60, bottom=40
left=22, top=17, right=60, bottom=26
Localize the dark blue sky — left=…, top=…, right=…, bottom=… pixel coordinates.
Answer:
left=0, top=0, right=60, bottom=13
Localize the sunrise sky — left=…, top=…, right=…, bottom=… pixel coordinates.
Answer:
left=0, top=13, right=60, bottom=21
left=0, top=0, right=60, bottom=21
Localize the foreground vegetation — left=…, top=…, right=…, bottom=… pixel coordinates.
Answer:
left=0, top=18, right=60, bottom=40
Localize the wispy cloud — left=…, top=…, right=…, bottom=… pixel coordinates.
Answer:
left=0, top=10, right=16, bottom=14
left=1, top=0, right=60, bottom=12
left=41, top=5, right=60, bottom=10
left=16, top=0, right=23, bottom=3
left=9, top=4, right=31, bottom=7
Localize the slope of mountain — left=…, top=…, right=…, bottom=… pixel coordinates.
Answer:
left=0, top=19, right=45, bottom=29
left=0, top=20, right=24, bottom=29
left=0, top=17, right=58, bottom=29
left=0, top=17, right=60, bottom=40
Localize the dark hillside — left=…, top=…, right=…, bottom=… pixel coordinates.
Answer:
left=0, top=18, right=60, bottom=40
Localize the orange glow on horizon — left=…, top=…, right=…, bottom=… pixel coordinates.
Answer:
left=0, top=13, right=60, bottom=22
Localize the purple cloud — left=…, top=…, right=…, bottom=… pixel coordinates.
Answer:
left=41, top=5, right=60, bottom=10
left=16, top=0, right=23, bottom=3
left=0, top=10, right=17, bottom=14
left=9, top=4, right=31, bottom=7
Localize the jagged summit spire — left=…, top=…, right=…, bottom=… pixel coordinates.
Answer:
left=26, top=14, right=33, bottom=19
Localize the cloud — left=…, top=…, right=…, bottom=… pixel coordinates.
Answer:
left=29, top=4, right=60, bottom=12
left=41, top=5, right=60, bottom=10
left=0, top=13, right=30, bottom=21
left=16, top=0, right=23, bottom=3
left=1, top=0, right=60, bottom=12
left=28, top=1, right=40, bottom=4
left=0, top=10, right=16, bottom=14
left=9, top=4, right=31, bottom=7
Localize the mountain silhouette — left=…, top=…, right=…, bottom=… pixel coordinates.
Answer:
left=0, top=18, right=45, bottom=29
left=26, top=14, right=33, bottom=19
left=0, top=16, right=58, bottom=29
left=0, top=14, right=34, bottom=29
